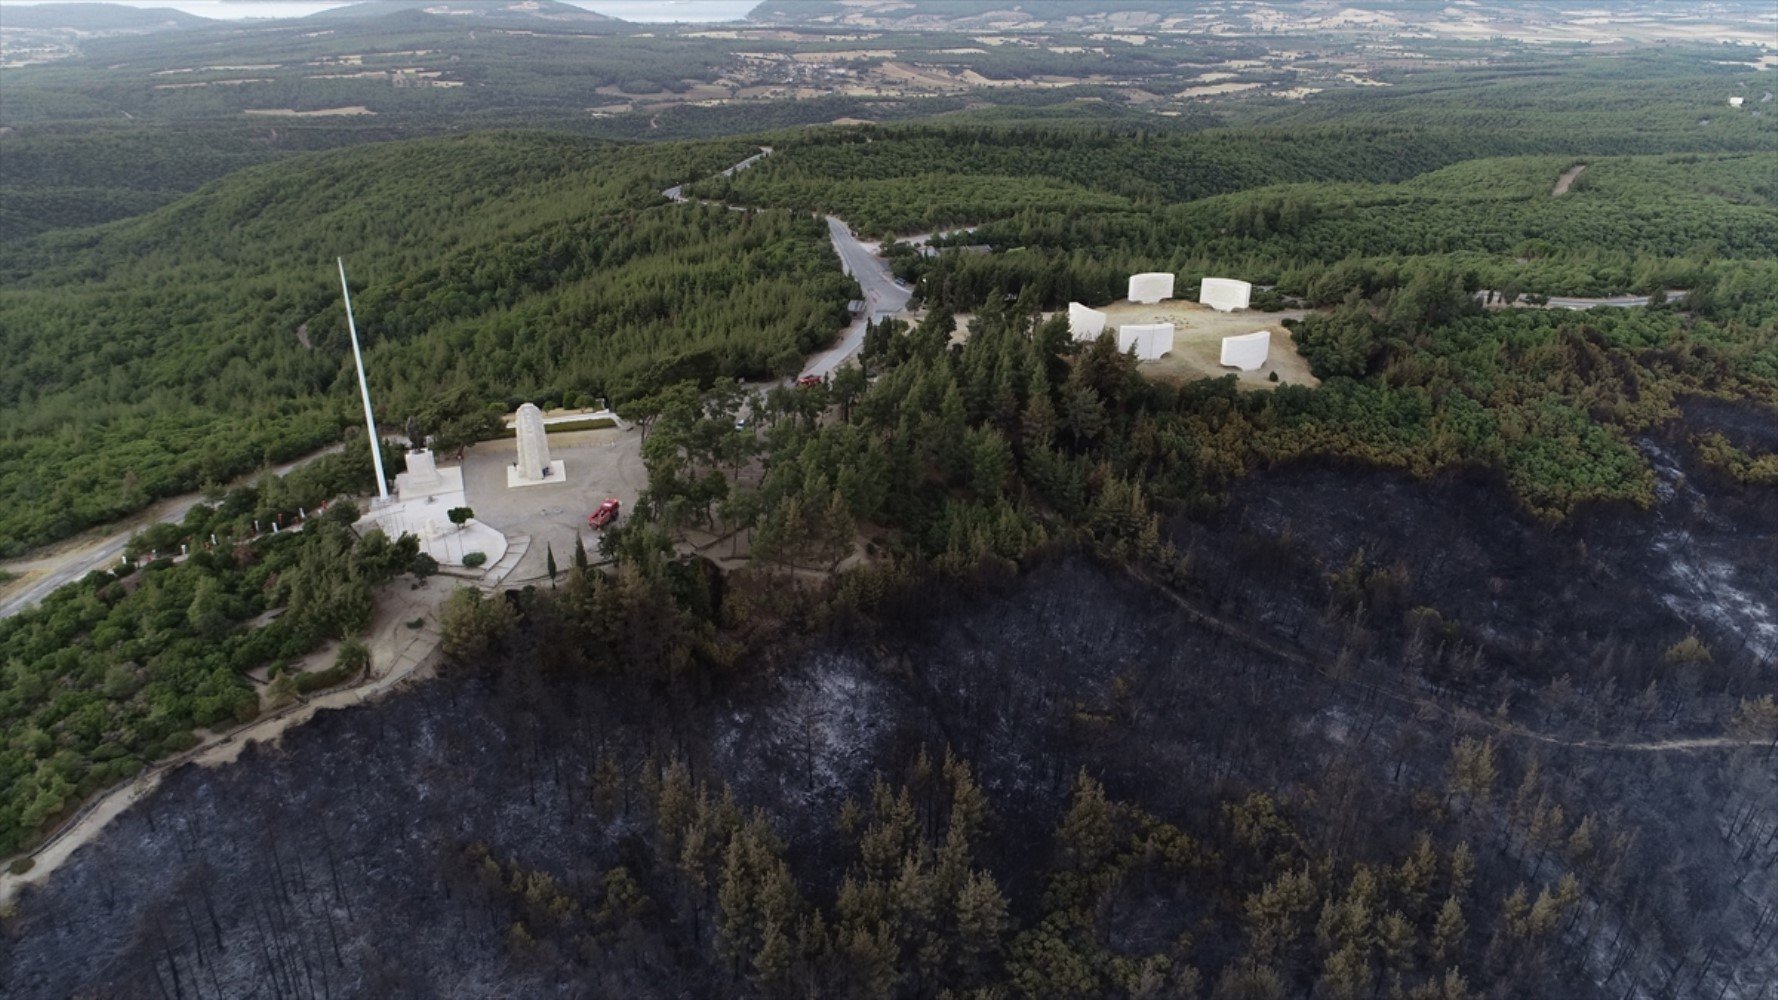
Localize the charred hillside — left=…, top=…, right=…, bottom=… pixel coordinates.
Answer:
left=4, top=446, right=1776, bottom=999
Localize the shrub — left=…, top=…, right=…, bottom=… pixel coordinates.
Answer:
left=463, top=551, right=488, bottom=568
left=323, top=500, right=361, bottom=526
left=1664, top=635, right=1711, bottom=665
left=265, top=672, right=299, bottom=709
left=410, top=551, right=440, bottom=579
left=294, top=664, right=352, bottom=694
left=335, top=637, right=371, bottom=675
left=8, top=856, right=34, bottom=876
left=448, top=507, right=476, bottom=526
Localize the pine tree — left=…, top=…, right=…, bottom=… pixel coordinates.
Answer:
left=1378, top=909, right=1415, bottom=975
left=1058, top=769, right=1116, bottom=871
left=1244, top=866, right=1317, bottom=961
left=1445, top=738, right=1497, bottom=814
left=1431, top=896, right=1467, bottom=966
left=1565, top=814, right=1598, bottom=871
left=955, top=869, right=1008, bottom=957
left=1447, top=842, right=1476, bottom=899
left=754, top=919, right=793, bottom=988
left=1318, top=941, right=1372, bottom=1000
left=1395, top=833, right=1439, bottom=916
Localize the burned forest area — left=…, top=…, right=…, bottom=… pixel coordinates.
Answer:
left=3, top=403, right=1775, bottom=1000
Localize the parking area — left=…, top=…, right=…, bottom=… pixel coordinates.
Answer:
left=460, top=426, right=646, bottom=584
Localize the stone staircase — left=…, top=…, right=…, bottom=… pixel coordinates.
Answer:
left=482, top=534, right=529, bottom=587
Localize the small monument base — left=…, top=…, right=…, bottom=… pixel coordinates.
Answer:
left=396, top=449, right=459, bottom=500
left=506, top=459, right=567, bottom=489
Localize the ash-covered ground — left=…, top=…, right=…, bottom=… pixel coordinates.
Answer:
left=3, top=410, right=1774, bottom=999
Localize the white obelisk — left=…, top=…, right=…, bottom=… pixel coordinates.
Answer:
left=338, top=258, right=388, bottom=501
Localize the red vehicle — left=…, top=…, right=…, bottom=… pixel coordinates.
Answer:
left=587, top=498, right=621, bottom=529
left=796, top=374, right=823, bottom=388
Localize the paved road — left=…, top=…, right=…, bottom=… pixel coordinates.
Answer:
left=1476, top=290, right=1682, bottom=311
left=1544, top=294, right=1657, bottom=310
left=661, top=146, right=772, bottom=203
left=804, top=217, right=914, bottom=379
left=661, top=147, right=915, bottom=381
left=0, top=444, right=343, bottom=620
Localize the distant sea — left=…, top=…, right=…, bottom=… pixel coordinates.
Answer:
left=0, top=0, right=764, bottom=22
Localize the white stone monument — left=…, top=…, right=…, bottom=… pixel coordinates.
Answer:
left=1127, top=272, right=1175, bottom=304
left=1220, top=330, right=1272, bottom=371
left=1068, top=302, right=1109, bottom=341
left=1200, top=277, right=1252, bottom=312
left=508, top=403, right=566, bottom=488
left=1118, top=322, right=1175, bottom=361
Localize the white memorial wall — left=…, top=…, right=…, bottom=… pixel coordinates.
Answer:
left=1127, top=272, right=1175, bottom=304
left=1199, top=277, right=1252, bottom=312
left=1068, top=302, right=1109, bottom=341
left=1118, top=323, right=1175, bottom=361
left=1220, top=330, right=1271, bottom=371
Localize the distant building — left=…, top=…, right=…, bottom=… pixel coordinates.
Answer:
left=1728, top=96, right=1745, bottom=107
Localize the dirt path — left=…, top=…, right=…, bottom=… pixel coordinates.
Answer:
left=0, top=578, right=454, bottom=906
left=1553, top=163, right=1586, bottom=196
left=1500, top=730, right=1765, bottom=753
left=1131, top=567, right=1763, bottom=756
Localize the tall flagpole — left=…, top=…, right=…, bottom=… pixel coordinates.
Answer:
left=339, top=258, right=389, bottom=501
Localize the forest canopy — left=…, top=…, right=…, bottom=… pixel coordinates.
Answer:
left=0, top=133, right=853, bottom=555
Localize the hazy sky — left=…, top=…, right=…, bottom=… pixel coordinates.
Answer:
left=0, top=0, right=765, bottom=22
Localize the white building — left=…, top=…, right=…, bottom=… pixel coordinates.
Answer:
left=1200, top=277, right=1252, bottom=312
left=1220, top=330, right=1271, bottom=371
left=1728, top=96, right=1745, bottom=107
left=1128, top=272, right=1175, bottom=304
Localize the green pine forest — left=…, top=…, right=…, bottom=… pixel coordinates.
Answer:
left=0, top=133, right=854, bottom=554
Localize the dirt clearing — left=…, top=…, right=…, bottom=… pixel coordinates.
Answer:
left=948, top=301, right=1317, bottom=390
left=1098, top=299, right=1318, bottom=390
left=1553, top=163, right=1587, bottom=195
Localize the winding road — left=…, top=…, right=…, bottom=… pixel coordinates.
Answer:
left=0, top=444, right=344, bottom=620
left=1476, top=289, right=1682, bottom=311
left=662, top=146, right=914, bottom=379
